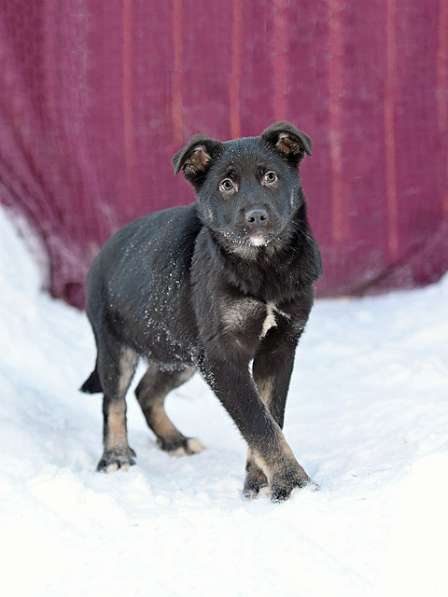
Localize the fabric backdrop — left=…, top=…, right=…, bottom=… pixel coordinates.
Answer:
left=0, top=0, right=447, bottom=308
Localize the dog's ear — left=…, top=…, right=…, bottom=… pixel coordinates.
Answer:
left=261, top=122, right=312, bottom=166
left=172, top=135, right=223, bottom=188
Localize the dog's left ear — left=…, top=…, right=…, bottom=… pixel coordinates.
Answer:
left=261, top=122, right=312, bottom=166
left=172, top=135, right=223, bottom=188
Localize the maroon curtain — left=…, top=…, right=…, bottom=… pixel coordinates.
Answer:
left=0, top=0, right=447, bottom=308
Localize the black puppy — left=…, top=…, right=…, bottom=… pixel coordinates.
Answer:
left=81, top=122, right=322, bottom=501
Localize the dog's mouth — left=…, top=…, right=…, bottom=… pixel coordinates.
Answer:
left=216, top=228, right=281, bottom=251
left=248, top=233, right=271, bottom=247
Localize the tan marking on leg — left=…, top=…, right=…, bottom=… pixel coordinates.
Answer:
left=104, top=348, right=136, bottom=454
left=247, top=373, right=310, bottom=497
left=246, top=447, right=267, bottom=477
left=243, top=377, right=274, bottom=492
left=252, top=451, right=273, bottom=483
left=118, top=347, right=137, bottom=396
left=135, top=365, right=204, bottom=455
left=257, top=376, right=274, bottom=408
left=105, top=399, right=127, bottom=451
left=252, top=433, right=298, bottom=484
left=149, top=397, right=183, bottom=440
left=97, top=348, right=138, bottom=473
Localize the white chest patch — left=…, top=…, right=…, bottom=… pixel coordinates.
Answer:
left=260, top=303, right=277, bottom=338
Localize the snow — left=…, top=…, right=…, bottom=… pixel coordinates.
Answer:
left=1, top=205, right=447, bottom=597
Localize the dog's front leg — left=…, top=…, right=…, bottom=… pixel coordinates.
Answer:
left=200, top=355, right=311, bottom=501
left=244, top=333, right=299, bottom=497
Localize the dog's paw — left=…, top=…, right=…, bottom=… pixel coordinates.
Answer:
left=270, top=465, right=312, bottom=502
left=96, top=446, right=136, bottom=472
left=243, top=466, right=268, bottom=499
left=158, top=436, right=205, bottom=457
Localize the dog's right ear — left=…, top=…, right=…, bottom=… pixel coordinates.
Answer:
left=172, top=135, right=223, bottom=188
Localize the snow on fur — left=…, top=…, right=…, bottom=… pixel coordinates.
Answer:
left=1, top=207, right=447, bottom=597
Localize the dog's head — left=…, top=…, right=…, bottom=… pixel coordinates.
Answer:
left=173, top=122, right=312, bottom=256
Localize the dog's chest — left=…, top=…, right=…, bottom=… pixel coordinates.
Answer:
left=222, top=298, right=289, bottom=339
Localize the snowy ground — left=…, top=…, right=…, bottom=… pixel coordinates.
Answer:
left=1, top=206, right=447, bottom=597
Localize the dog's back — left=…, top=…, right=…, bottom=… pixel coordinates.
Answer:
left=85, top=204, right=202, bottom=362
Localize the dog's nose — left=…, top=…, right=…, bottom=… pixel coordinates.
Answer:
left=245, top=208, right=269, bottom=228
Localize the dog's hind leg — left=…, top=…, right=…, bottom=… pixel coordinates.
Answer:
left=96, top=340, right=138, bottom=472
left=135, top=363, right=204, bottom=457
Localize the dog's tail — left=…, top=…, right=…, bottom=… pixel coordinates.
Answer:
left=80, top=363, right=103, bottom=394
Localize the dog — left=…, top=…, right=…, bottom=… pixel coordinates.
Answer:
left=81, top=121, right=322, bottom=501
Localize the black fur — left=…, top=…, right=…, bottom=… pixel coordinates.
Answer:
left=79, top=365, right=102, bottom=394
left=81, top=122, right=322, bottom=500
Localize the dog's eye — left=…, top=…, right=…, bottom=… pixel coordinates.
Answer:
left=262, top=171, right=278, bottom=186
left=219, top=178, right=236, bottom=194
